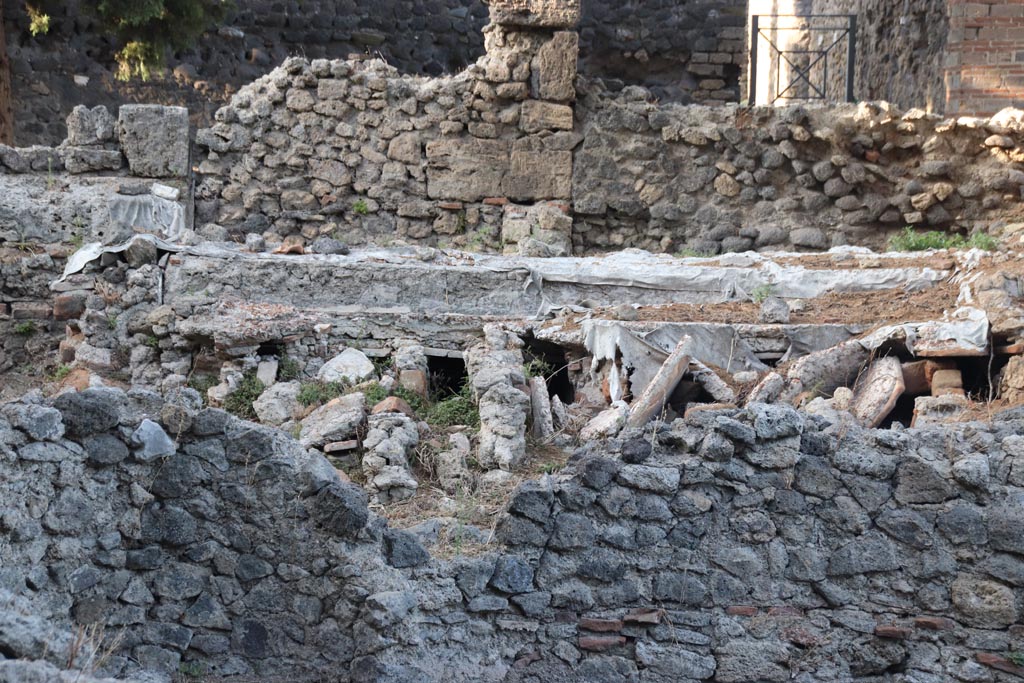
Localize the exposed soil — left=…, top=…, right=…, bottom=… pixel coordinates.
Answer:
left=381, top=441, right=573, bottom=557
left=548, top=282, right=961, bottom=331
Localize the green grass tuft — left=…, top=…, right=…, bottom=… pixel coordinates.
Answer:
left=49, top=364, right=72, bottom=381
left=186, top=375, right=218, bottom=405
left=887, top=227, right=1000, bottom=252
left=222, top=373, right=266, bottom=420
left=425, top=384, right=479, bottom=429
left=277, top=355, right=301, bottom=382
left=751, top=284, right=775, bottom=304
left=297, top=381, right=347, bottom=407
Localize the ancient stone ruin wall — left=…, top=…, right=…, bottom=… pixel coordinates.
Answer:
left=5, top=387, right=1024, bottom=681
left=191, top=48, right=1024, bottom=256
left=5, top=0, right=750, bottom=147
left=579, top=0, right=747, bottom=104
left=570, top=92, right=1024, bottom=255
left=0, top=104, right=193, bottom=385
left=808, top=0, right=948, bottom=113
left=2, top=0, right=492, bottom=146
left=193, top=8, right=580, bottom=255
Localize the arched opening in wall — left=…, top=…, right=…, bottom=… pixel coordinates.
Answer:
left=668, top=377, right=716, bottom=416
left=522, top=336, right=576, bottom=404
left=256, top=341, right=285, bottom=358
left=427, top=353, right=469, bottom=398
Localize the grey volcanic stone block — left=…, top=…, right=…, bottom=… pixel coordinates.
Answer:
left=53, top=389, right=123, bottom=437
left=118, top=104, right=189, bottom=178
left=828, top=533, right=900, bottom=576
left=82, top=433, right=129, bottom=466
left=310, top=481, right=370, bottom=539
left=383, top=529, right=429, bottom=568
left=489, top=556, right=534, bottom=594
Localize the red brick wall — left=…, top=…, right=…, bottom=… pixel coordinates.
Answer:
left=947, top=0, right=1024, bottom=115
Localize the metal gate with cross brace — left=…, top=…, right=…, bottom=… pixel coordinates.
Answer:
left=749, top=14, right=857, bottom=105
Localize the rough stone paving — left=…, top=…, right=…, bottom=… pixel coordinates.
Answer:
left=5, top=1, right=1024, bottom=682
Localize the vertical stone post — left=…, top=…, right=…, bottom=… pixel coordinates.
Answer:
left=482, top=0, right=581, bottom=251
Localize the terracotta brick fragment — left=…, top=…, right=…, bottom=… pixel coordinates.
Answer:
left=874, top=625, right=912, bottom=639
left=578, top=617, right=623, bottom=632
left=977, top=652, right=1024, bottom=676
left=623, top=608, right=662, bottom=623
left=913, top=616, right=955, bottom=631
left=726, top=606, right=758, bottom=617
left=768, top=606, right=803, bottom=617
left=578, top=636, right=626, bottom=651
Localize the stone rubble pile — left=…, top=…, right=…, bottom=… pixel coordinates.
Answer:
left=362, top=411, right=421, bottom=503
left=468, top=324, right=530, bottom=471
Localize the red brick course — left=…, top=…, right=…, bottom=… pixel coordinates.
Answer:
left=947, top=0, right=1024, bottom=114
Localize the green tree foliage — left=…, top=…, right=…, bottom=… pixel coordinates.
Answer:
left=27, top=0, right=233, bottom=80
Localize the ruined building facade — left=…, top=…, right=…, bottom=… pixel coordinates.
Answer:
left=4, top=0, right=1024, bottom=146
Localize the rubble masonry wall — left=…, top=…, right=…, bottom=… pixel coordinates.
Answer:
left=4, top=388, right=1024, bottom=681
left=0, top=103, right=192, bottom=380
left=4, top=0, right=746, bottom=147
left=192, top=55, right=1024, bottom=255
left=808, top=0, right=948, bottom=114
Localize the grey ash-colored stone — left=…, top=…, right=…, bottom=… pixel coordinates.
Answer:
left=383, top=529, right=430, bottom=568
left=489, top=556, right=535, bottom=594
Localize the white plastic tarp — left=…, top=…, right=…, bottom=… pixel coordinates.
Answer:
left=857, top=307, right=990, bottom=356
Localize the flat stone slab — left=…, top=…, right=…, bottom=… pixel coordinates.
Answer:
left=163, top=247, right=951, bottom=318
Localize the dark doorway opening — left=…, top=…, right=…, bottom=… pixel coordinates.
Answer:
left=427, top=354, right=469, bottom=398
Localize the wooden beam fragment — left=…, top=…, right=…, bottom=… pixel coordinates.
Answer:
left=850, top=356, right=905, bottom=428
left=625, top=336, right=692, bottom=428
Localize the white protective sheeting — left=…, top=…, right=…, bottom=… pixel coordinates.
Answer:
left=858, top=307, right=990, bottom=357
left=583, top=320, right=766, bottom=400
left=58, top=234, right=184, bottom=282
left=473, top=248, right=951, bottom=305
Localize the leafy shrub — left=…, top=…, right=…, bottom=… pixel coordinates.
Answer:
left=277, top=356, right=301, bottom=382
left=751, top=284, right=775, bottom=304
left=222, top=373, right=265, bottom=419
left=523, top=357, right=554, bottom=380
left=965, top=232, right=999, bottom=251
left=425, top=384, right=479, bottom=429
left=27, top=0, right=234, bottom=81
left=887, top=227, right=1000, bottom=252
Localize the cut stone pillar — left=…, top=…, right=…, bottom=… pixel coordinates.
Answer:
left=530, top=376, right=555, bottom=441
left=531, top=31, right=578, bottom=101
left=489, top=0, right=581, bottom=28
left=394, top=342, right=429, bottom=398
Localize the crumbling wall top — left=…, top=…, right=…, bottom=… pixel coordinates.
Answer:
left=488, top=0, right=580, bottom=29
